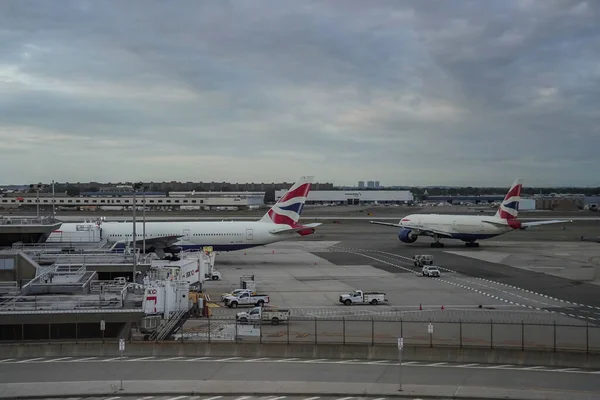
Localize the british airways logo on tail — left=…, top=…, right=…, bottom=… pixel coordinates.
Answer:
left=267, top=182, right=311, bottom=226
left=498, top=181, right=522, bottom=220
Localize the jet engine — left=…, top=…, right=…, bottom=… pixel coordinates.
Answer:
left=164, top=245, right=182, bottom=254
left=398, top=228, right=418, bottom=243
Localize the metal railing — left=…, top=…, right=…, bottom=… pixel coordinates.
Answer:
left=0, top=294, right=127, bottom=312
left=0, top=216, right=58, bottom=225
left=153, top=316, right=600, bottom=353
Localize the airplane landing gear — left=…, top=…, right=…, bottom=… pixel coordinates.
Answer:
left=430, top=235, right=444, bottom=248
left=465, top=241, right=479, bottom=248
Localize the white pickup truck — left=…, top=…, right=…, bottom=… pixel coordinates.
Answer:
left=220, top=288, right=254, bottom=302
left=223, top=292, right=270, bottom=308
left=339, top=290, right=387, bottom=306
left=236, top=306, right=290, bottom=325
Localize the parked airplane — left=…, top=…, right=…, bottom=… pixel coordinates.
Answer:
left=51, top=176, right=320, bottom=257
left=370, top=178, right=572, bottom=248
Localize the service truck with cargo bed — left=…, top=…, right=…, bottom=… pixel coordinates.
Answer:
left=339, top=290, right=387, bottom=306
left=223, top=291, right=270, bottom=308
left=236, top=306, right=290, bottom=325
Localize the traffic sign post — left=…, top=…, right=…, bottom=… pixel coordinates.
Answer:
left=428, top=322, right=434, bottom=348
left=397, top=337, right=404, bottom=392
left=100, top=320, right=105, bottom=343
left=118, top=339, right=125, bottom=391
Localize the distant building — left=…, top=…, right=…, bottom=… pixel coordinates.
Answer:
left=358, top=181, right=365, bottom=189
left=367, top=181, right=375, bottom=189
left=275, top=190, right=413, bottom=205
left=375, top=181, right=380, bottom=188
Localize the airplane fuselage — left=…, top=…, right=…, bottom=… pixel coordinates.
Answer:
left=399, top=214, right=513, bottom=242
left=55, top=221, right=298, bottom=252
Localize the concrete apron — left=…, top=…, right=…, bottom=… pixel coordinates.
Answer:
left=1, top=342, right=599, bottom=369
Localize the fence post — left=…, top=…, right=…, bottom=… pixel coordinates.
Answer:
left=343, top=317, right=346, bottom=345
left=459, top=320, right=462, bottom=349
left=314, top=317, right=317, bottom=345
left=260, top=320, right=262, bottom=345
left=287, top=318, right=290, bottom=344
left=553, top=321, right=556, bottom=352
left=235, top=319, right=238, bottom=343
left=490, top=319, right=493, bottom=350
left=400, top=318, right=403, bottom=338
left=586, top=323, right=589, bottom=354
left=208, top=317, right=211, bottom=343
left=371, top=318, right=375, bottom=346
left=521, top=320, right=524, bottom=351
left=48, top=323, right=51, bottom=343
left=429, top=319, right=432, bottom=348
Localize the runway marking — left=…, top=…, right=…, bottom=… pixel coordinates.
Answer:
left=304, top=397, right=321, bottom=400
left=15, top=357, right=43, bottom=363
left=105, top=397, right=121, bottom=400
left=0, top=359, right=15, bottom=363
left=203, top=396, right=223, bottom=400
left=42, top=357, right=72, bottom=362
left=136, top=397, right=154, bottom=400
left=165, top=396, right=187, bottom=400
left=235, top=397, right=252, bottom=400
left=3, top=356, right=600, bottom=374
left=126, top=356, right=154, bottom=361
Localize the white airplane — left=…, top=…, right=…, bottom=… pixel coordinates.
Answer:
left=370, top=178, right=572, bottom=248
left=51, top=176, right=321, bottom=258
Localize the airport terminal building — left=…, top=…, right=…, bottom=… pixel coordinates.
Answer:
left=275, top=190, right=414, bottom=205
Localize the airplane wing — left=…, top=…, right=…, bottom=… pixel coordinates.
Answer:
left=520, top=219, right=573, bottom=229
left=369, top=221, right=402, bottom=228
left=127, top=235, right=184, bottom=248
left=269, top=223, right=322, bottom=234
left=483, top=219, right=573, bottom=230
left=370, top=221, right=453, bottom=238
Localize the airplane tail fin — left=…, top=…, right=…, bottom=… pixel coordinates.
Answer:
left=494, top=178, right=523, bottom=220
left=259, top=176, right=314, bottom=225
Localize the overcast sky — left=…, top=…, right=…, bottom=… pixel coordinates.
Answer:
left=1, top=0, right=599, bottom=187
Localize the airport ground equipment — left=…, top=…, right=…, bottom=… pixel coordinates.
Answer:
left=236, top=306, right=290, bottom=325
left=339, top=290, right=387, bottom=305
left=223, top=291, right=270, bottom=308
left=422, top=265, right=441, bottom=277
left=240, top=274, right=256, bottom=291
left=413, top=254, right=434, bottom=267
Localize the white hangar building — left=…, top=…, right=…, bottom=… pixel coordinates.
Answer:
left=275, top=190, right=414, bottom=205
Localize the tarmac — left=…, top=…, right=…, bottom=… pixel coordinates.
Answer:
left=0, top=357, right=599, bottom=400
left=3, top=207, right=600, bottom=399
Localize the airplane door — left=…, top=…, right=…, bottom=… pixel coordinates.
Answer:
left=183, top=229, right=191, bottom=241
left=246, top=229, right=254, bottom=241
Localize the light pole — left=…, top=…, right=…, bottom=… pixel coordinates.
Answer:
left=51, top=180, right=56, bottom=220
left=132, top=184, right=138, bottom=281
left=142, top=185, right=147, bottom=255
left=35, top=183, right=41, bottom=219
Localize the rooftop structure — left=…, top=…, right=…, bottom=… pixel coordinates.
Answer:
left=0, top=216, right=62, bottom=247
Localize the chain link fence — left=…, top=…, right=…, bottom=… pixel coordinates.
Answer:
left=163, top=315, right=600, bottom=353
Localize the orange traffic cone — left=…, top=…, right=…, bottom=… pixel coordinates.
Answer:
left=441, top=305, right=445, bottom=310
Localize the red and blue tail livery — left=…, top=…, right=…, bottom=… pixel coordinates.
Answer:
left=495, top=178, right=523, bottom=220
left=261, top=176, right=313, bottom=226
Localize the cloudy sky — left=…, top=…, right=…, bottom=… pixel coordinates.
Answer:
left=1, top=0, right=599, bottom=187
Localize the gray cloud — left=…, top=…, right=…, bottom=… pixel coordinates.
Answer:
left=0, top=0, right=598, bottom=186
